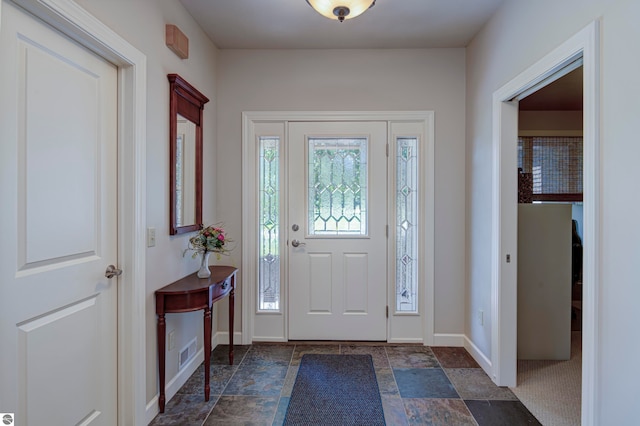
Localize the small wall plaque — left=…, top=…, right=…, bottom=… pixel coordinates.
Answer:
left=166, top=24, right=189, bottom=59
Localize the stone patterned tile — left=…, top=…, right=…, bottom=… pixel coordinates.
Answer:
left=394, top=368, right=460, bottom=398
left=161, top=342, right=541, bottom=426
left=204, top=395, right=279, bottom=426
left=446, top=369, right=518, bottom=400
left=290, top=344, right=340, bottom=365
left=381, top=395, right=409, bottom=426
left=464, top=400, right=541, bottom=426
left=341, top=345, right=390, bottom=368
left=386, top=346, right=440, bottom=368
left=280, top=366, right=299, bottom=397
left=242, top=345, right=294, bottom=366
left=272, top=397, right=289, bottom=426
left=376, top=368, right=400, bottom=395
left=404, top=398, right=477, bottom=426
left=211, top=344, right=250, bottom=366
left=209, top=365, right=238, bottom=395
left=149, top=393, right=217, bottom=426
left=223, top=363, right=288, bottom=396
left=431, top=347, right=480, bottom=368
left=176, top=365, right=207, bottom=396
left=178, top=364, right=237, bottom=396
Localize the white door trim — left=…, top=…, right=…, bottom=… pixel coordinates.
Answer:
left=1, top=0, right=148, bottom=424
left=491, top=21, right=600, bottom=425
left=242, top=111, right=434, bottom=345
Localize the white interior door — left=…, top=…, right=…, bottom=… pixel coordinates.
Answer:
left=0, top=2, right=119, bottom=425
left=288, top=121, right=388, bottom=340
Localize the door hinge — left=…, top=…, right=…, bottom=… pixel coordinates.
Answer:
left=386, top=305, right=389, bottom=318
left=386, top=143, right=389, bottom=157
left=385, top=224, right=388, bottom=238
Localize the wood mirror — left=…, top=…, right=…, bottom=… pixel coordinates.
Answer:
left=168, top=74, right=209, bottom=235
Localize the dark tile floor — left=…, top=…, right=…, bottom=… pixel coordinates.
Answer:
left=149, top=343, right=541, bottom=426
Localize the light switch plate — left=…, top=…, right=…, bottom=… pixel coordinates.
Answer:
left=147, top=227, right=156, bottom=247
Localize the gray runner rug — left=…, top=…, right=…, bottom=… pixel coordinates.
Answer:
left=283, top=354, right=386, bottom=425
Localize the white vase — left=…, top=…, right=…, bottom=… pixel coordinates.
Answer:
left=197, top=252, right=211, bottom=278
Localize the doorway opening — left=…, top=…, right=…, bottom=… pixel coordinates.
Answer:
left=511, top=65, right=584, bottom=426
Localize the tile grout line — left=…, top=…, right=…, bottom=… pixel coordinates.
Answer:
left=270, top=343, right=299, bottom=426
left=431, top=348, right=483, bottom=426
left=201, top=344, right=252, bottom=425
left=383, top=345, right=411, bottom=425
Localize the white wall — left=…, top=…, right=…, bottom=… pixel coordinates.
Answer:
left=466, top=0, right=640, bottom=422
left=74, top=0, right=218, bottom=407
left=518, top=110, right=583, bottom=134
left=216, top=49, right=467, bottom=339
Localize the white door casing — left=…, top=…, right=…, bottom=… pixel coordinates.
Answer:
left=0, top=2, right=118, bottom=424
left=287, top=121, right=388, bottom=340
left=242, top=111, right=434, bottom=346
left=490, top=20, right=599, bottom=425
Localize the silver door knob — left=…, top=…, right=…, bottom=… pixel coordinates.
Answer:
left=105, top=264, right=123, bottom=279
left=291, top=239, right=306, bottom=248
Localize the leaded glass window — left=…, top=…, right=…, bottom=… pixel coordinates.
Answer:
left=307, top=138, right=368, bottom=236
left=259, top=137, right=280, bottom=311
left=396, top=137, right=418, bottom=312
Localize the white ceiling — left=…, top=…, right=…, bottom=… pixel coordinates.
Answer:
left=179, top=0, right=582, bottom=111
left=179, top=0, right=505, bottom=49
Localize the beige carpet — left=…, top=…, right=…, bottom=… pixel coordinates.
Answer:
left=510, top=331, right=582, bottom=426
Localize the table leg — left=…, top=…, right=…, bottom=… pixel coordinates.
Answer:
left=229, top=276, right=235, bottom=365
left=157, top=313, right=166, bottom=413
left=204, top=305, right=212, bottom=401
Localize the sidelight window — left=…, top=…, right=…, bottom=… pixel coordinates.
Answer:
left=258, top=137, right=281, bottom=311
left=396, top=137, right=419, bottom=312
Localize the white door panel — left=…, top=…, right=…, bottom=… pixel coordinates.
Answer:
left=21, top=40, right=100, bottom=264
left=288, top=121, right=387, bottom=340
left=0, top=2, right=118, bottom=425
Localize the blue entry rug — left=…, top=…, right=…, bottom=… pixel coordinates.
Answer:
left=284, top=354, right=386, bottom=425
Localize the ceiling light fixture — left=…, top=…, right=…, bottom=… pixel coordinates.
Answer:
left=306, top=0, right=376, bottom=23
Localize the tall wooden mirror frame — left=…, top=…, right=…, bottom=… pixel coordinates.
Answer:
left=168, top=74, right=210, bottom=235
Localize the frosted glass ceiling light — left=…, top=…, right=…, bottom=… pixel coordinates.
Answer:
left=306, top=0, right=376, bottom=22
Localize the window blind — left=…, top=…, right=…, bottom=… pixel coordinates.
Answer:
left=518, top=136, right=583, bottom=202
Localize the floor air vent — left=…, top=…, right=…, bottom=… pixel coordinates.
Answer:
left=178, top=337, right=197, bottom=370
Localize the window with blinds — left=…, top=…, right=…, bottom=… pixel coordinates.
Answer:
left=518, top=136, right=583, bottom=202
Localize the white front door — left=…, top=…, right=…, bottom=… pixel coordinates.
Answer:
left=0, top=2, right=119, bottom=425
left=288, top=121, right=388, bottom=340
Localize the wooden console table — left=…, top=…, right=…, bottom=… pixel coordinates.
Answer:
left=155, top=265, right=237, bottom=413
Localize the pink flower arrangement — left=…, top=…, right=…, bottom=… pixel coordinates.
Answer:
left=184, top=224, right=232, bottom=259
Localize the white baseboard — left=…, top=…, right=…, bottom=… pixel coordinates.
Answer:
left=433, top=333, right=465, bottom=347
left=213, top=330, right=244, bottom=345
left=388, top=337, right=424, bottom=344
left=463, top=335, right=493, bottom=375
left=145, top=395, right=159, bottom=425
left=251, top=336, right=288, bottom=342
left=145, top=347, right=204, bottom=425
